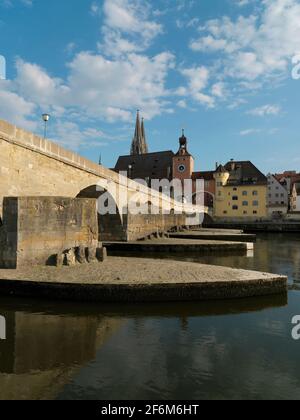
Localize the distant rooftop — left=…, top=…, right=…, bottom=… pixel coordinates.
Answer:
left=114, top=151, right=174, bottom=180
left=224, top=161, right=267, bottom=186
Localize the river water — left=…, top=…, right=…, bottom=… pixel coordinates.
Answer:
left=0, top=233, right=300, bottom=400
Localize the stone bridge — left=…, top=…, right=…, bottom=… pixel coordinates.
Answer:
left=0, top=119, right=206, bottom=241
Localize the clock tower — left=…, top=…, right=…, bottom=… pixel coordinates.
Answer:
left=172, top=130, right=194, bottom=183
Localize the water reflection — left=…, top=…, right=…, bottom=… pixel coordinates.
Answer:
left=0, top=293, right=288, bottom=400
left=0, top=303, right=123, bottom=400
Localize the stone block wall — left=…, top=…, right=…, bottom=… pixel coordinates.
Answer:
left=0, top=197, right=98, bottom=268
left=124, top=213, right=187, bottom=241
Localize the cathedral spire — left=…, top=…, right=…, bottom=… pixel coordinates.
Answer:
left=141, top=118, right=148, bottom=154
left=130, top=111, right=149, bottom=155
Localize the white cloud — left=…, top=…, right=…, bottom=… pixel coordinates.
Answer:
left=0, top=0, right=176, bottom=149
left=66, top=51, right=175, bottom=120
left=233, top=0, right=252, bottom=7
left=1, top=0, right=33, bottom=7
left=239, top=128, right=261, bottom=136
left=51, top=121, right=109, bottom=150
left=0, top=85, right=36, bottom=130
left=211, top=82, right=226, bottom=98
left=190, top=0, right=300, bottom=83
left=0, top=49, right=175, bottom=147
left=179, top=66, right=215, bottom=108
left=247, top=104, right=281, bottom=117
left=177, top=99, right=187, bottom=108
left=99, top=0, right=163, bottom=56
left=15, top=60, right=69, bottom=109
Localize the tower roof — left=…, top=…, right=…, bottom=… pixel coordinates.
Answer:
left=215, top=164, right=227, bottom=173
left=130, top=111, right=149, bottom=155
left=176, top=129, right=191, bottom=156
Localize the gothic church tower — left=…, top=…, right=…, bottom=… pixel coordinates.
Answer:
left=130, top=111, right=149, bottom=155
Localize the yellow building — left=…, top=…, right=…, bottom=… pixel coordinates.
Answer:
left=214, top=161, right=268, bottom=219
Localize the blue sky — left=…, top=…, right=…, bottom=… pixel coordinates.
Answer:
left=0, top=0, right=300, bottom=173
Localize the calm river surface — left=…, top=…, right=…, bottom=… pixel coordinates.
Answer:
left=1, top=233, right=300, bottom=400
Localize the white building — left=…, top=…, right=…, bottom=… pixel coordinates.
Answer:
left=267, top=174, right=289, bottom=217
left=291, top=183, right=300, bottom=212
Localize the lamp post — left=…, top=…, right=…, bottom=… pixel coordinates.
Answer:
left=128, top=165, right=132, bottom=179
left=42, top=114, right=50, bottom=139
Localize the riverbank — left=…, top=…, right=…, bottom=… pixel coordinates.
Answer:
left=205, top=221, right=300, bottom=233
left=0, top=257, right=287, bottom=302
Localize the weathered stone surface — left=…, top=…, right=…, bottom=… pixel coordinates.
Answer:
left=64, top=249, right=76, bottom=266
left=75, top=246, right=87, bottom=264
left=96, top=247, right=107, bottom=262
left=54, top=253, right=64, bottom=267
left=86, top=246, right=97, bottom=263
left=0, top=197, right=98, bottom=268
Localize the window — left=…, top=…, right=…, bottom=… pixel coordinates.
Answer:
left=233, top=187, right=237, bottom=191
left=242, top=191, right=248, bottom=196
left=217, top=182, right=223, bottom=187
left=242, top=201, right=248, bottom=206
left=253, top=211, right=258, bottom=215
left=253, top=201, right=259, bottom=206
left=218, top=191, right=222, bottom=196
left=232, top=196, right=238, bottom=201
left=253, top=191, right=258, bottom=196
left=232, top=205, right=238, bottom=210
left=243, top=211, right=248, bottom=215
left=223, top=211, right=227, bottom=215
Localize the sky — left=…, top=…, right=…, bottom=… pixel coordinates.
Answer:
left=0, top=0, right=300, bottom=173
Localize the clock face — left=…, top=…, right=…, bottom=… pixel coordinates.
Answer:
left=178, top=164, right=186, bottom=173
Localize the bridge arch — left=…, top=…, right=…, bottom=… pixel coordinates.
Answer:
left=76, top=185, right=126, bottom=242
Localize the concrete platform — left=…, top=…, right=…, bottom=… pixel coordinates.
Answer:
left=104, top=238, right=253, bottom=255
left=0, top=257, right=287, bottom=302
left=192, top=228, right=244, bottom=234
left=169, top=230, right=257, bottom=243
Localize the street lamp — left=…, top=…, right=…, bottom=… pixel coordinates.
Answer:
left=128, top=165, right=132, bottom=179
left=42, top=114, right=50, bottom=139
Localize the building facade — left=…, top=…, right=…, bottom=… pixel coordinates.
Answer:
left=214, top=161, right=268, bottom=220
left=267, top=174, right=289, bottom=217
left=114, top=113, right=271, bottom=218
left=291, top=183, right=300, bottom=212
left=114, top=113, right=198, bottom=192
left=192, top=171, right=215, bottom=208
